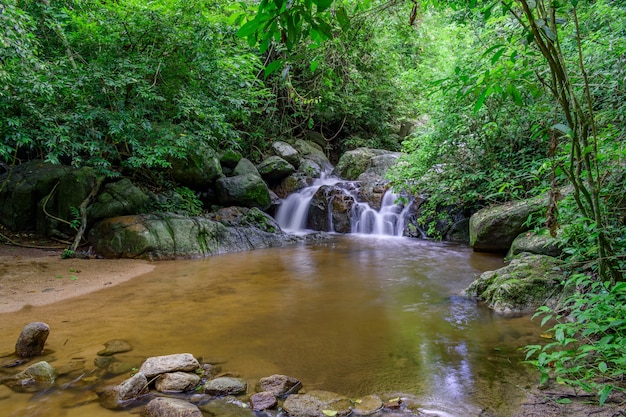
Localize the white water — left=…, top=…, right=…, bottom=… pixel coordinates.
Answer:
left=275, top=175, right=411, bottom=237
left=275, top=174, right=341, bottom=232
left=350, top=189, right=411, bottom=236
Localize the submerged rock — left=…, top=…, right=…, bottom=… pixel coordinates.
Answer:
left=353, top=394, right=384, bottom=416
left=97, top=339, right=133, bottom=356
left=282, top=390, right=353, bottom=417
left=99, top=372, right=148, bottom=409
left=464, top=253, right=566, bottom=316
left=15, top=322, right=49, bottom=358
left=6, top=361, right=57, bottom=392
left=143, top=397, right=202, bottom=417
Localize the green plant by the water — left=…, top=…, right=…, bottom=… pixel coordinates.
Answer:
left=525, top=273, right=626, bottom=406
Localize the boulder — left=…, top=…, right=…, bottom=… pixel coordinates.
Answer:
left=258, top=374, right=302, bottom=397
left=250, top=391, right=278, bottom=411
left=204, top=376, right=247, bottom=396
left=334, top=148, right=399, bottom=181
left=7, top=361, right=57, bottom=392
left=216, top=173, right=271, bottom=210
left=299, top=159, right=322, bottom=178
left=143, top=397, right=202, bottom=417
left=282, top=390, right=352, bottom=417
left=507, top=230, right=562, bottom=258
left=155, top=372, right=201, bottom=393
left=469, top=195, right=548, bottom=253
left=232, top=158, right=260, bottom=177
left=256, top=156, right=296, bottom=182
left=170, top=142, right=223, bottom=189
left=88, top=178, right=151, bottom=222
left=274, top=174, right=310, bottom=199
left=99, top=372, right=148, bottom=409
left=138, top=354, right=200, bottom=378
left=272, top=141, right=301, bottom=167
left=97, top=339, right=133, bottom=356
left=352, top=394, right=384, bottom=416
left=308, top=185, right=355, bottom=233
left=293, top=140, right=332, bottom=172
left=220, top=150, right=243, bottom=169
left=0, top=160, right=71, bottom=232
left=15, top=322, right=49, bottom=358
left=89, top=212, right=296, bottom=260
left=464, top=253, right=566, bottom=316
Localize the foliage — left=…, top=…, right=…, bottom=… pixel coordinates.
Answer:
left=1, top=0, right=270, bottom=175
left=525, top=274, right=626, bottom=405
left=151, top=186, right=203, bottom=216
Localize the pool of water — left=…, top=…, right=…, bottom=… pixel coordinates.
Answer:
left=0, top=235, right=541, bottom=416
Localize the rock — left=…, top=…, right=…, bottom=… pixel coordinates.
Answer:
left=282, top=390, right=353, bottom=417
left=204, top=376, right=247, bottom=396
left=293, top=140, right=332, bottom=172
left=89, top=213, right=296, bottom=260
left=15, top=322, right=49, bottom=358
left=507, top=230, right=562, bottom=258
left=139, top=354, right=200, bottom=378
left=220, top=150, right=243, bottom=169
left=299, top=159, right=322, bottom=178
left=352, top=394, right=383, bottom=416
left=469, top=195, right=548, bottom=253
left=199, top=397, right=255, bottom=417
left=334, top=148, right=398, bottom=180
left=94, top=355, right=116, bottom=369
left=107, top=361, right=137, bottom=375
left=99, top=372, right=148, bottom=409
left=274, top=174, right=310, bottom=199
left=216, top=173, right=271, bottom=210
left=272, top=141, right=300, bottom=167
left=7, top=361, right=57, bottom=392
left=257, top=156, right=296, bottom=182
left=0, top=160, right=71, bottom=232
left=143, top=397, right=202, bottom=417
left=88, top=179, right=151, bottom=222
left=232, top=158, right=260, bottom=177
left=155, top=372, right=201, bottom=393
left=446, top=218, right=470, bottom=243
left=258, top=374, right=302, bottom=397
left=464, top=253, right=566, bottom=316
left=97, top=339, right=133, bottom=356
left=308, top=185, right=355, bottom=233
left=170, top=141, right=223, bottom=189
left=356, top=153, right=402, bottom=183
left=250, top=391, right=278, bottom=411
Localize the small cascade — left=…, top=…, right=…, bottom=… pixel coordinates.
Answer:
left=275, top=174, right=341, bottom=232
left=350, top=189, right=410, bottom=236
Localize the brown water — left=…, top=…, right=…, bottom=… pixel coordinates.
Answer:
left=0, top=235, right=542, bottom=416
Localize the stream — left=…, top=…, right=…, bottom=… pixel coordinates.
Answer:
left=0, top=235, right=541, bottom=416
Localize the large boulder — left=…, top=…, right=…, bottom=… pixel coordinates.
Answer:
left=507, top=230, right=562, bottom=258
left=170, top=142, right=223, bottom=189
left=256, top=156, right=296, bottom=183
left=334, top=148, right=399, bottom=181
left=272, top=141, right=300, bottom=167
left=232, top=158, right=260, bottom=177
left=293, top=140, right=332, bottom=172
left=0, top=160, right=71, bottom=232
left=88, top=178, right=151, bottom=223
left=308, top=185, right=355, bottom=233
left=216, top=173, right=271, bottom=210
left=469, top=195, right=548, bottom=253
left=89, top=212, right=296, bottom=260
left=464, top=253, right=566, bottom=316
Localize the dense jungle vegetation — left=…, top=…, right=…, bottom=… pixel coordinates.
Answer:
left=1, top=0, right=625, bottom=405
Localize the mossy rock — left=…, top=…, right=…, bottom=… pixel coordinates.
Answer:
left=464, top=252, right=567, bottom=316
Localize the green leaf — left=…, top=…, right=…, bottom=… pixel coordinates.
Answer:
left=598, top=361, right=608, bottom=373
left=598, top=385, right=613, bottom=406
left=264, top=59, right=284, bottom=78
left=310, top=59, right=319, bottom=72
left=314, top=0, right=334, bottom=13
left=322, top=410, right=338, bottom=416
left=555, top=398, right=572, bottom=404
left=336, top=6, right=350, bottom=29
left=237, top=19, right=260, bottom=38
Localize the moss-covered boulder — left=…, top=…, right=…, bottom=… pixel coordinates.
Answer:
left=464, top=253, right=566, bottom=316
left=256, top=156, right=296, bottom=182
left=88, top=178, right=151, bottom=223
left=272, top=141, right=300, bottom=168
left=220, top=150, right=243, bottom=169
left=89, top=212, right=295, bottom=260
left=216, top=173, right=271, bottom=210
left=232, top=158, right=260, bottom=177
left=170, top=142, right=223, bottom=189
left=293, top=140, right=332, bottom=172
left=507, top=230, right=562, bottom=258
left=469, top=195, right=548, bottom=253
left=334, top=148, right=399, bottom=181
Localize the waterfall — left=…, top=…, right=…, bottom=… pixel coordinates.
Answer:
left=275, top=174, right=341, bottom=233
left=276, top=175, right=412, bottom=237
left=350, top=189, right=410, bottom=236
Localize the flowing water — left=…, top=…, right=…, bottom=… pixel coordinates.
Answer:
left=0, top=236, right=541, bottom=417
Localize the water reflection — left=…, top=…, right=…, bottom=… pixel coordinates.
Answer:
left=0, top=235, right=541, bottom=417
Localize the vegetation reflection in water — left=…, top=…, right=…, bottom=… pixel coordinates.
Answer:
left=0, top=235, right=542, bottom=416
